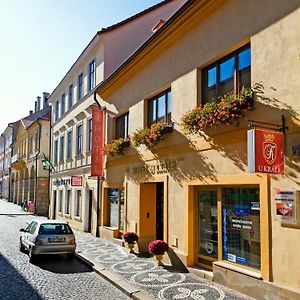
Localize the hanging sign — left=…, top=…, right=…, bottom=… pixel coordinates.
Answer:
left=248, top=129, right=284, bottom=174
left=91, top=107, right=105, bottom=177
left=273, top=188, right=297, bottom=224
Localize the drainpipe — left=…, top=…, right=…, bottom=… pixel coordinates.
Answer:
left=93, top=91, right=106, bottom=237
left=48, top=109, right=53, bottom=219
left=0, top=134, right=5, bottom=199
left=35, top=120, right=42, bottom=214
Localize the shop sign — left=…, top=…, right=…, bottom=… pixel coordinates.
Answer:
left=248, top=129, right=284, bottom=174
left=231, top=218, right=253, bottom=231
left=71, top=176, right=83, bottom=187
left=53, top=178, right=71, bottom=186
left=91, top=107, right=105, bottom=177
left=274, top=188, right=297, bottom=224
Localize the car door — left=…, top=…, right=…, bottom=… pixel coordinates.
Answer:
left=23, top=222, right=37, bottom=249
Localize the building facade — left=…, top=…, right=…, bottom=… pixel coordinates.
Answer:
left=48, top=0, right=187, bottom=236
left=11, top=99, right=51, bottom=216
left=96, top=0, right=300, bottom=298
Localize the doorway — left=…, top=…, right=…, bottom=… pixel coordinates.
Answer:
left=156, top=182, right=164, bottom=240
left=87, top=190, right=93, bottom=232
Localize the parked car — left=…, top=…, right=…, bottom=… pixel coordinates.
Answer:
left=20, top=220, right=76, bottom=262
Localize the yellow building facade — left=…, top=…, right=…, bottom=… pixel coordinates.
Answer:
left=96, top=0, right=300, bottom=298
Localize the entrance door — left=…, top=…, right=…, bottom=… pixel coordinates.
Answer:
left=87, top=190, right=93, bottom=233
left=156, top=182, right=164, bottom=240
left=197, top=190, right=218, bottom=269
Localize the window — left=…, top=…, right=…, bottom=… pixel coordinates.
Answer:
left=26, top=221, right=38, bottom=235
left=61, top=93, right=65, bottom=116
left=58, top=190, right=63, bottom=213
left=107, top=188, right=124, bottom=231
left=67, top=130, right=72, bottom=158
left=75, top=190, right=81, bottom=217
left=77, top=73, right=83, bottom=101
left=148, top=89, right=171, bottom=126
left=65, top=189, right=71, bottom=215
left=68, top=84, right=73, bottom=109
left=88, top=60, right=96, bottom=91
left=59, top=135, right=64, bottom=162
left=54, top=140, right=58, bottom=164
left=54, top=100, right=59, bottom=121
left=222, top=187, right=260, bottom=269
left=76, top=124, right=82, bottom=155
left=87, top=118, right=92, bottom=151
left=115, top=112, right=129, bottom=139
left=202, top=46, right=251, bottom=104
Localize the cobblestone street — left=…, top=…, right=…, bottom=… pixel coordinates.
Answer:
left=0, top=199, right=130, bottom=300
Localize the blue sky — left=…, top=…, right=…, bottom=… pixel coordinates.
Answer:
left=0, top=0, right=163, bottom=133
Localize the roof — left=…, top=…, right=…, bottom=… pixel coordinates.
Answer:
left=95, top=0, right=195, bottom=96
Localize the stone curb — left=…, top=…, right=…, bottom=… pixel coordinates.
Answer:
left=75, top=252, right=156, bottom=300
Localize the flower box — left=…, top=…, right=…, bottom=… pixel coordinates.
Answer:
left=103, top=138, right=130, bottom=157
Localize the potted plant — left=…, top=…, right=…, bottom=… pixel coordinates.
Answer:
left=148, top=239, right=169, bottom=266
left=132, top=122, right=173, bottom=148
left=123, top=232, right=139, bottom=253
left=181, top=86, right=254, bottom=135
left=103, top=137, right=130, bottom=157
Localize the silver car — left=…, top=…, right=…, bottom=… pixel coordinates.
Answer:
left=20, top=220, right=76, bottom=262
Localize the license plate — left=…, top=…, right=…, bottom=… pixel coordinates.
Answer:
left=49, top=237, right=65, bottom=243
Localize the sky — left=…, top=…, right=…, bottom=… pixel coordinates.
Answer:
left=0, top=0, right=164, bottom=133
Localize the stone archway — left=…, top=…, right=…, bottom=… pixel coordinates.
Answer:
left=30, top=166, right=35, bottom=203
left=18, top=170, right=24, bottom=205
left=11, top=173, right=16, bottom=203
left=23, top=167, right=29, bottom=203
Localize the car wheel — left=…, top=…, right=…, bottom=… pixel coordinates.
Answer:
left=67, top=253, right=75, bottom=260
left=19, top=240, right=25, bottom=253
left=29, top=249, right=36, bottom=263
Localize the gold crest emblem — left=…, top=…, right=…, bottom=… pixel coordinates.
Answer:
left=263, top=133, right=277, bottom=164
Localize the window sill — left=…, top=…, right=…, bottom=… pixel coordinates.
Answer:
left=64, top=213, right=71, bottom=219
left=66, top=157, right=73, bottom=162
left=213, top=260, right=262, bottom=279
left=74, top=216, right=82, bottom=222
left=103, top=226, right=118, bottom=231
left=75, top=154, right=84, bottom=159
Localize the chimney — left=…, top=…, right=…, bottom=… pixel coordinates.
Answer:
left=152, top=19, right=166, bottom=33
left=43, top=92, right=50, bottom=108
left=37, top=96, right=41, bottom=111
left=29, top=110, right=33, bottom=115
left=34, top=101, right=37, bottom=113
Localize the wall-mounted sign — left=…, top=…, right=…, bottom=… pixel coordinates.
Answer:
left=53, top=178, right=71, bottom=186
left=91, top=108, right=105, bottom=177
left=273, top=188, right=297, bottom=224
left=248, top=129, right=284, bottom=174
left=71, top=176, right=83, bottom=187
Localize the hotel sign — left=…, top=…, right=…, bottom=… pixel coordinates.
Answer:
left=91, top=107, right=105, bottom=177
left=248, top=129, right=284, bottom=174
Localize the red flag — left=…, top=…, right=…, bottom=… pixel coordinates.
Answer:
left=91, top=108, right=105, bottom=177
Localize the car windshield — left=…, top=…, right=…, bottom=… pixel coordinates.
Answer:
left=38, top=223, right=73, bottom=235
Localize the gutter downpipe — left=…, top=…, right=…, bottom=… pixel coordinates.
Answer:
left=48, top=109, right=53, bottom=219
left=93, top=91, right=105, bottom=237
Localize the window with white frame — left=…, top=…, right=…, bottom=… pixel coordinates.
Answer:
left=76, top=124, right=82, bottom=155
left=61, top=93, right=65, bottom=116
left=54, top=100, right=59, bottom=121
left=58, top=189, right=63, bottom=213
left=54, top=140, right=58, bottom=164
left=77, top=73, right=83, bottom=101
left=88, top=60, right=96, bottom=91
left=68, top=84, right=73, bottom=109
left=59, top=135, right=64, bottom=162
left=87, top=118, right=92, bottom=151
left=67, top=130, right=72, bottom=159
left=65, top=189, right=71, bottom=215
left=75, top=190, right=81, bottom=217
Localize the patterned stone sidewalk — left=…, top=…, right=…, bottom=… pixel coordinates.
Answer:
left=75, top=232, right=253, bottom=300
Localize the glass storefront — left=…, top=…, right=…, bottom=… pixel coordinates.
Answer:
left=222, top=187, right=260, bottom=269
left=108, top=188, right=124, bottom=231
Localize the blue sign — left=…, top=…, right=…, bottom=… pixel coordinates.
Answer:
left=234, top=208, right=249, bottom=216
left=222, top=208, right=227, bottom=258
left=236, top=256, right=248, bottom=265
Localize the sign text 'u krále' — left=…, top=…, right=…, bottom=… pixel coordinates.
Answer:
left=248, top=129, right=284, bottom=174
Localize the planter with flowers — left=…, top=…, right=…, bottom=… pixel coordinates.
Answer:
left=103, top=137, right=130, bottom=157
left=123, top=232, right=139, bottom=253
left=132, top=122, right=173, bottom=148
left=181, top=87, right=254, bottom=135
left=148, top=239, right=169, bottom=266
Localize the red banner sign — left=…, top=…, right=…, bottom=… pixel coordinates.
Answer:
left=91, top=107, right=105, bottom=177
left=71, top=176, right=83, bottom=186
left=248, top=129, right=284, bottom=174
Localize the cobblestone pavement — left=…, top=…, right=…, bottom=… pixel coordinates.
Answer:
left=0, top=199, right=130, bottom=300
left=75, top=232, right=254, bottom=300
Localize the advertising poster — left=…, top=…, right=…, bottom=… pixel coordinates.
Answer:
left=273, top=188, right=297, bottom=224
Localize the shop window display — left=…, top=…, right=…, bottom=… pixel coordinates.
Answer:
left=222, top=187, right=260, bottom=269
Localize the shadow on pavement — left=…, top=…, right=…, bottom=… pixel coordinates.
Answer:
left=34, top=255, right=93, bottom=274
left=0, top=253, right=42, bottom=299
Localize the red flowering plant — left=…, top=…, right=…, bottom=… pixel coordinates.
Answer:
left=132, top=122, right=172, bottom=148
left=148, top=240, right=169, bottom=255
left=103, top=137, right=130, bottom=157
left=181, top=86, right=254, bottom=135
left=122, top=232, right=139, bottom=244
